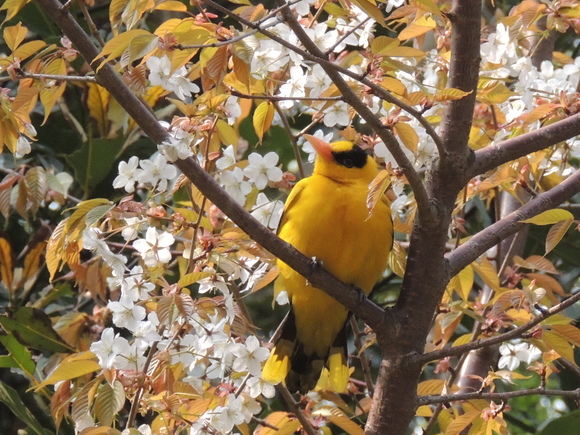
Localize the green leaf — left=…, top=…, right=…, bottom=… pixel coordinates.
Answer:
left=0, top=334, right=35, bottom=375
left=522, top=208, right=574, bottom=225
left=0, top=380, right=53, bottom=435
left=94, top=381, right=126, bottom=427
left=66, top=136, right=125, bottom=195
left=0, top=307, right=74, bottom=353
left=539, top=410, right=580, bottom=435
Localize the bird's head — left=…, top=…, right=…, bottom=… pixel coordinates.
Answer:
left=305, top=135, right=377, bottom=182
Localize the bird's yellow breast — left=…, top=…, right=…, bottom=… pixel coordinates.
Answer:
left=276, top=173, right=392, bottom=356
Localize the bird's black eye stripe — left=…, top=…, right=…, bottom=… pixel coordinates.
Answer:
left=331, top=146, right=368, bottom=169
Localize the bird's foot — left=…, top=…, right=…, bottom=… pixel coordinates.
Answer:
left=310, top=256, right=323, bottom=270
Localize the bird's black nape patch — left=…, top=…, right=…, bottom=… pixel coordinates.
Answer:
left=331, top=145, right=369, bottom=169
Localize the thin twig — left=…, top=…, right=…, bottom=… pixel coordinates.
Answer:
left=350, top=317, right=375, bottom=397
left=277, top=384, right=319, bottom=435
left=230, top=89, right=343, bottom=102
left=15, top=71, right=96, bottom=82
left=77, top=0, right=106, bottom=48
left=417, top=387, right=580, bottom=406
left=273, top=101, right=305, bottom=179
left=414, top=289, right=580, bottom=365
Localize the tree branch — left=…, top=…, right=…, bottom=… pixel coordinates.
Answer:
left=417, top=387, right=580, bottom=406
left=446, top=168, right=580, bottom=277
left=34, top=0, right=386, bottom=331
left=472, top=112, right=580, bottom=176
left=413, top=289, right=580, bottom=365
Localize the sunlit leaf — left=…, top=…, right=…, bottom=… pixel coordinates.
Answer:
left=521, top=208, right=574, bottom=225
left=394, top=122, right=419, bottom=153
left=417, top=379, right=445, bottom=396
left=312, top=406, right=364, bottom=435
left=0, top=238, right=13, bottom=291
left=253, top=101, right=275, bottom=144
left=367, top=169, right=391, bottom=217
left=434, top=88, right=473, bottom=102
left=36, top=355, right=101, bottom=390
left=94, top=381, right=125, bottom=427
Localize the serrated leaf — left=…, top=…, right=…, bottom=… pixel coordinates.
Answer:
left=253, top=101, right=275, bottom=144
left=24, top=167, right=47, bottom=215
left=546, top=219, right=574, bottom=254
left=94, top=381, right=125, bottom=427
left=40, top=58, right=67, bottom=124
left=388, top=240, right=407, bottom=278
left=434, top=88, right=473, bottom=102
left=85, top=204, right=115, bottom=228
left=514, top=255, right=559, bottom=274
left=0, top=307, right=74, bottom=353
left=12, top=40, right=47, bottom=62
left=125, top=34, right=159, bottom=67
left=379, top=77, right=407, bottom=95
left=46, top=218, right=67, bottom=281
left=394, top=122, right=419, bottom=153
left=522, top=208, right=574, bottom=225
left=72, top=378, right=101, bottom=425
left=65, top=199, right=112, bottom=242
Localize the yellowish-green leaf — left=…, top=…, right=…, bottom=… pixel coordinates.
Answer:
left=550, top=324, right=580, bottom=347
left=154, top=0, right=187, bottom=11
left=40, top=58, right=67, bottom=124
left=312, top=406, right=364, bottom=435
left=1, top=0, right=32, bottom=23
left=546, top=219, right=574, bottom=254
left=522, top=208, right=574, bottom=225
left=477, top=81, right=516, bottom=105
left=12, top=40, right=47, bottom=62
left=3, top=22, right=28, bottom=51
left=178, top=272, right=213, bottom=288
left=65, top=198, right=112, bottom=243
left=22, top=240, right=46, bottom=285
left=253, top=101, right=275, bottom=144
left=454, top=265, right=474, bottom=301
left=371, top=36, right=399, bottom=55
left=216, top=119, right=239, bottom=149
left=46, top=218, right=66, bottom=281
left=255, top=412, right=299, bottom=435
left=378, top=77, right=407, bottom=96
left=87, top=83, right=110, bottom=137
left=349, top=0, right=386, bottom=27
left=94, top=380, right=125, bottom=427
left=444, top=410, right=481, bottom=435
left=417, top=379, right=445, bottom=396
left=394, top=122, right=419, bottom=153
left=525, top=273, right=566, bottom=296
left=125, top=34, right=159, bottom=67
left=472, top=257, right=500, bottom=292
left=543, top=331, right=575, bottom=362
left=95, top=29, right=153, bottom=69
left=398, top=16, right=437, bottom=40
left=434, top=88, right=472, bottom=102
left=35, top=358, right=101, bottom=390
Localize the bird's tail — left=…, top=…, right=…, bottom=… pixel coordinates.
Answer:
left=261, top=310, right=349, bottom=394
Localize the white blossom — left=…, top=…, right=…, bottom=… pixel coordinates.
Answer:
left=243, top=152, right=283, bottom=190
left=113, top=156, right=141, bottom=193
left=90, top=328, right=130, bottom=369
left=137, top=153, right=177, bottom=192
left=251, top=193, right=284, bottom=230
left=133, top=227, right=175, bottom=267
left=215, top=145, right=237, bottom=170
left=220, top=167, right=252, bottom=204
left=323, top=101, right=351, bottom=127
left=231, top=335, right=270, bottom=376
left=108, top=294, right=146, bottom=331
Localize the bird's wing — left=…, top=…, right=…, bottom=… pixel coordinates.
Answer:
left=276, top=181, right=307, bottom=236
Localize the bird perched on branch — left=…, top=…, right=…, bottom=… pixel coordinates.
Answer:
left=262, top=135, right=393, bottom=393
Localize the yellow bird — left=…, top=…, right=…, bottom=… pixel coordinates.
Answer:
left=262, top=135, right=393, bottom=393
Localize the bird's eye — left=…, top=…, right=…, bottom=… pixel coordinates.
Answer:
left=343, top=159, right=354, bottom=168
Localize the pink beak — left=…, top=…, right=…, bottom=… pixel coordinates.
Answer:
left=304, top=134, right=333, bottom=162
